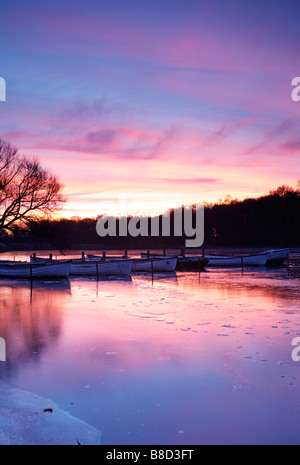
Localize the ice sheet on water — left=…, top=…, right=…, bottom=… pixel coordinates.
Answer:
left=0, top=381, right=101, bottom=445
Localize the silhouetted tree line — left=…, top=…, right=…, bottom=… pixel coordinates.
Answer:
left=1, top=184, right=299, bottom=251
left=204, top=184, right=300, bottom=248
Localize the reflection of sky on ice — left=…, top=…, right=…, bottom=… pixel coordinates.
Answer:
left=0, top=254, right=300, bottom=444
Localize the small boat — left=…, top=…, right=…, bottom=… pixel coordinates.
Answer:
left=258, top=248, right=290, bottom=266
left=174, top=256, right=209, bottom=271
left=139, top=253, right=208, bottom=271
left=70, top=259, right=133, bottom=276
left=0, top=261, right=71, bottom=278
left=132, top=257, right=177, bottom=272
left=87, top=253, right=177, bottom=272
left=87, top=253, right=127, bottom=260
left=31, top=256, right=133, bottom=277
left=206, top=249, right=290, bottom=267
left=205, top=253, right=267, bottom=267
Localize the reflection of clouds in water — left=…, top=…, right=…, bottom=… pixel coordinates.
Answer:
left=0, top=280, right=71, bottom=380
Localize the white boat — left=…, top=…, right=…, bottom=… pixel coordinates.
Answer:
left=132, top=257, right=177, bottom=272
left=140, top=253, right=208, bottom=270
left=205, top=253, right=267, bottom=267
left=258, top=248, right=290, bottom=266
left=70, top=259, right=133, bottom=276
left=0, top=261, right=71, bottom=278
left=31, top=256, right=133, bottom=276
left=87, top=253, right=177, bottom=272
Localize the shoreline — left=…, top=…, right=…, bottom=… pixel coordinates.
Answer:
left=1, top=246, right=300, bottom=255
left=0, top=381, right=101, bottom=445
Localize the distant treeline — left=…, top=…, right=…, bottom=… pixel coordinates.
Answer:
left=1, top=184, right=300, bottom=250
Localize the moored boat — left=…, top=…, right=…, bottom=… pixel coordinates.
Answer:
left=31, top=255, right=133, bottom=276
left=139, top=253, right=208, bottom=271
left=175, top=256, right=209, bottom=271
left=258, top=248, right=290, bottom=266
left=87, top=253, right=177, bottom=272
left=0, top=261, right=71, bottom=278
left=70, top=259, right=133, bottom=276
left=205, top=253, right=267, bottom=266
left=206, top=248, right=290, bottom=267
left=132, top=257, right=177, bottom=272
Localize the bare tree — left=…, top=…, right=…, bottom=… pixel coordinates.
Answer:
left=0, top=138, right=65, bottom=232
left=269, top=185, right=296, bottom=197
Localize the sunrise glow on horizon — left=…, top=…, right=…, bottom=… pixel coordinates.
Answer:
left=1, top=0, right=300, bottom=219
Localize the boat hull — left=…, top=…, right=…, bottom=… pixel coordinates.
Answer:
left=70, top=259, right=133, bottom=276
left=263, top=248, right=290, bottom=266
left=175, top=257, right=209, bottom=271
left=88, top=254, right=177, bottom=272
left=132, top=257, right=177, bottom=272
left=139, top=253, right=208, bottom=271
left=31, top=256, right=133, bottom=276
left=205, top=254, right=267, bottom=266
left=0, top=262, right=70, bottom=278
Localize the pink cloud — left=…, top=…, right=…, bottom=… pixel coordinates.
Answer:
left=279, top=138, right=300, bottom=153
left=2, top=4, right=299, bottom=215
left=5, top=6, right=296, bottom=76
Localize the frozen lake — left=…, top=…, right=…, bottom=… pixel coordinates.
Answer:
left=0, top=252, right=300, bottom=445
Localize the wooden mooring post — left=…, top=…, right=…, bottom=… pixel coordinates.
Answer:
left=151, top=258, right=154, bottom=284
left=96, top=261, right=99, bottom=280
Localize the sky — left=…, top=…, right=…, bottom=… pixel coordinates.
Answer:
left=0, top=0, right=300, bottom=218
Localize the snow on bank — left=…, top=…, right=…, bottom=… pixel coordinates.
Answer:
left=0, top=381, right=101, bottom=445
